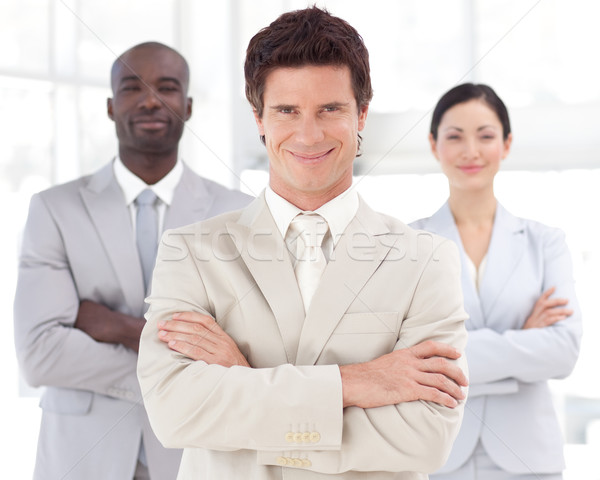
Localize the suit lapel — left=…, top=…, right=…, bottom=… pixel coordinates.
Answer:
left=226, top=195, right=306, bottom=363
left=295, top=199, right=393, bottom=366
left=421, top=202, right=485, bottom=329
left=478, top=204, right=527, bottom=318
left=80, top=163, right=145, bottom=316
left=163, top=165, right=212, bottom=231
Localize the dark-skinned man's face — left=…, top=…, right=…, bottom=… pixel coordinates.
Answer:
left=107, top=46, right=192, bottom=155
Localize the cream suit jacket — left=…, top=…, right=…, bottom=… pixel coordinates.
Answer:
left=138, top=193, right=469, bottom=480
left=13, top=161, right=252, bottom=480
left=411, top=202, right=582, bottom=475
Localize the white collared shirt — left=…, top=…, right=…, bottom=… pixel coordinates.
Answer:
left=465, top=254, right=488, bottom=292
left=264, top=185, right=359, bottom=262
left=113, top=156, right=183, bottom=239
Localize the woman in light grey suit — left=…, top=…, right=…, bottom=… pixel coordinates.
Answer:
left=411, top=83, right=582, bottom=479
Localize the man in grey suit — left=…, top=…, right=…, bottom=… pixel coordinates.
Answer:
left=138, top=9, right=468, bottom=480
left=13, top=42, right=251, bottom=479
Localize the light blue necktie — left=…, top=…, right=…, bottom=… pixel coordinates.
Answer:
left=134, top=189, right=158, bottom=466
left=135, top=189, right=158, bottom=291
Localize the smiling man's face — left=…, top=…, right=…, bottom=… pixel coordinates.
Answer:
left=107, top=45, right=192, bottom=157
left=255, top=65, right=368, bottom=210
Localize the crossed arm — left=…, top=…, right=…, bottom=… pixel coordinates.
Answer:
left=153, top=274, right=571, bottom=410
left=75, top=300, right=145, bottom=352
left=74, top=282, right=568, bottom=370
left=157, top=312, right=467, bottom=409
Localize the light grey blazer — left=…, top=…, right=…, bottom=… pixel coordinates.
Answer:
left=411, top=202, right=582, bottom=475
left=138, top=193, right=469, bottom=480
left=13, top=161, right=252, bottom=480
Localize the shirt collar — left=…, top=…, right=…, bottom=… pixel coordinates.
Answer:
left=265, top=185, right=359, bottom=245
left=113, top=156, right=183, bottom=206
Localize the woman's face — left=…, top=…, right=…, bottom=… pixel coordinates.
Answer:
left=430, top=99, right=512, bottom=193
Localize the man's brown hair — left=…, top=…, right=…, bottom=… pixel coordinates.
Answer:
left=244, top=6, right=373, bottom=119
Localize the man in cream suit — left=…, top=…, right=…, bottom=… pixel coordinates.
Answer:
left=13, top=42, right=251, bottom=479
left=138, top=8, right=468, bottom=479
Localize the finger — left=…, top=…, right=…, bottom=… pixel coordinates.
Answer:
left=423, top=357, right=468, bottom=387
left=409, top=341, right=461, bottom=360
left=541, top=297, right=570, bottom=309
left=416, top=384, right=460, bottom=408
left=173, top=311, right=216, bottom=325
left=542, top=312, right=572, bottom=327
left=158, top=328, right=221, bottom=353
left=540, top=286, right=556, bottom=300
left=548, top=307, right=573, bottom=317
left=166, top=338, right=213, bottom=362
left=159, top=317, right=218, bottom=336
left=418, top=371, right=466, bottom=400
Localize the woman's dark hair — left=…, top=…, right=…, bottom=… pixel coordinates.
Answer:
left=430, top=83, right=511, bottom=140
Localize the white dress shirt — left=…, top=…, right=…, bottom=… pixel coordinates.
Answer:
left=464, top=254, right=487, bottom=292
left=264, top=185, right=359, bottom=264
left=113, top=156, right=183, bottom=239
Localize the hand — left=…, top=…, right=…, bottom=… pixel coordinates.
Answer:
left=339, top=340, right=468, bottom=409
left=75, top=300, right=144, bottom=352
left=158, top=311, right=250, bottom=367
left=522, top=287, right=573, bottom=329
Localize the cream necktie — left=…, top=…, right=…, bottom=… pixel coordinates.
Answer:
left=289, top=213, right=329, bottom=312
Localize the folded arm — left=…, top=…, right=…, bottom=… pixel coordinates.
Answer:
left=139, top=230, right=468, bottom=474
left=13, top=193, right=141, bottom=401
left=467, top=229, right=582, bottom=388
left=76, top=300, right=145, bottom=353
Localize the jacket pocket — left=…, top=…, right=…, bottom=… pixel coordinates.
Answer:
left=319, top=312, right=400, bottom=364
left=333, top=312, right=399, bottom=335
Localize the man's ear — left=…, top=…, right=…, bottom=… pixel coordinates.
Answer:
left=357, top=104, right=369, bottom=131
left=253, top=109, right=265, bottom=136
left=185, top=97, right=193, bottom=121
left=107, top=98, right=114, bottom=121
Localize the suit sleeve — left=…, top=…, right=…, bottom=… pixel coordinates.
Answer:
left=138, top=230, right=467, bottom=474
left=466, top=228, right=582, bottom=386
left=138, top=227, right=343, bottom=451
left=13, top=193, right=141, bottom=402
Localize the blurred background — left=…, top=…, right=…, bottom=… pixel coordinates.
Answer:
left=2, top=0, right=599, bottom=478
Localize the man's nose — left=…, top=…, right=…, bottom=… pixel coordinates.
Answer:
left=296, top=116, right=325, bottom=145
left=139, top=88, right=162, bottom=110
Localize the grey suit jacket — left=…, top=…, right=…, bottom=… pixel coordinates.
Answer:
left=411, top=202, right=582, bottom=474
left=138, top=193, right=469, bottom=480
left=13, top=161, right=252, bottom=480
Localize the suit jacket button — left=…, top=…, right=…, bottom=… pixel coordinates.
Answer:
left=302, top=458, right=312, bottom=467
left=286, top=458, right=295, bottom=466
left=276, top=456, right=287, bottom=466
left=309, top=432, right=321, bottom=443
left=301, top=432, right=311, bottom=443
left=292, top=458, right=303, bottom=467
left=293, top=432, right=303, bottom=443
left=285, top=432, right=294, bottom=443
